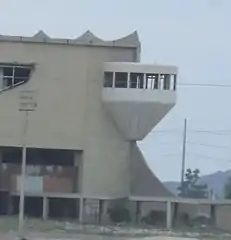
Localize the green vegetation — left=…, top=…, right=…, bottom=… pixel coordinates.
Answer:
left=108, top=206, right=131, bottom=223
left=178, top=168, right=208, bottom=198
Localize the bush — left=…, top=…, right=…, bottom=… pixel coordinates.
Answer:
left=108, top=206, right=131, bottom=223
left=178, top=212, right=190, bottom=225
left=141, top=210, right=166, bottom=226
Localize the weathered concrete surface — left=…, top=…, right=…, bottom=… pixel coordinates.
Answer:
left=0, top=217, right=230, bottom=240
left=0, top=233, right=201, bottom=240
left=141, top=238, right=199, bottom=240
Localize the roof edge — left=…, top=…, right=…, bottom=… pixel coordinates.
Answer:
left=0, top=30, right=140, bottom=48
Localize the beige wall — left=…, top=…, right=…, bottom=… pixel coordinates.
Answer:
left=0, top=41, right=136, bottom=198
left=82, top=47, right=133, bottom=197
left=216, top=205, right=231, bottom=232
left=130, top=142, right=173, bottom=197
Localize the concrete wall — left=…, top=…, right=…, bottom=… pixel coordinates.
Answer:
left=0, top=41, right=136, bottom=198
left=130, top=142, right=173, bottom=197
left=81, top=47, right=133, bottom=198
left=216, top=205, right=231, bottom=232
left=178, top=203, right=210, bottom=218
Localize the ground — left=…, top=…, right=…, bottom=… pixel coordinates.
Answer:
left=0, top=217, right=230, bottom=240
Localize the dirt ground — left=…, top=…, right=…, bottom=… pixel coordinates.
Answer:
left=0, top=217, right=230, bottom=240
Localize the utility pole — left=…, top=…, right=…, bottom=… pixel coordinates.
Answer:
left=180, top=118, right=187, bottom=196
left=18, top=90, right=37, bottom=237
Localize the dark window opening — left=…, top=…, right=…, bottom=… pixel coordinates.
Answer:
left=146, top=74, right=159, bottom=89
left=2, top=147, right=77, bottom=166
left=49, top=198, right=79, bottom=219
left=104, top=71, right=113, bottom=87
left=24, top=197, right=43, bottom=218
left=14, top=67, right=31, bottom=85
left=2, top=147, right=22, bottom=163
left=115, top=72, right=128, bottom=88
left=0, top=191, right=10, bottom=215
left=3, top=67, right=13, bottom=76
left=3, top=77, right=13, bottom=88
left=162, top=74, right=171, bottom=90
left=12, top=196, right=19, bottom=215
left=173, top=74, right=177, bottom=90
left=2, top=65, right=32, bottom=89
left=130, top=73, right=144, bottom=89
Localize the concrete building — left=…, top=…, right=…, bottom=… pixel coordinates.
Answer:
left=0, top=30, right=177, bottom=222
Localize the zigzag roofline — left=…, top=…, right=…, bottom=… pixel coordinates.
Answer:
left=0, top=30, right=140, bottom=48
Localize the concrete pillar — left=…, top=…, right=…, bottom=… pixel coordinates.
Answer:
left=42, top=197, right=49, bottom=220
left=7, top=194, right=13, bottom=215
left=99, top=200, right=110, bottom=224
left=79, top=197, right=84, bottom=223
left=166, top=200, right=172, bottom=230
left=210, top=204, right=217, bottom=226
left=0, top=149, right=3, bottom=190
left=172, top=202, right=179, bottom=227
left=135, top=201, right=141, bottom=224
left=74, top=151, right=83, bottom=193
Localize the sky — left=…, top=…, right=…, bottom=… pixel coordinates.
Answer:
left=1, top=0, right=231, bottom=181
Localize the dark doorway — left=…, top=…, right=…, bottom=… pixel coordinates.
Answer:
left=0, top=191, right=10, bottom=215
left=12, top=196, right=19, bottom=214
left=49, top=198, right=79, bottom=219
left=25, top=197, right=43, bottom=218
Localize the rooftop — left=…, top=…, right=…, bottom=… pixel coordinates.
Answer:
left=0, top=30, right=140, bottom=48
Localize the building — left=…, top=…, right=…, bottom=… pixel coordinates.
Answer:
left=0, top=30, right=177, bottom=222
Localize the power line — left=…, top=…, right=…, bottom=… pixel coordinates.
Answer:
left=178, top=83, right=231, bottom=88
left=153, top=129, right=231, bottom=135
left=186, top=141, right=231, bottom=150
left=190, top=130, right=226, bottom=134
left=188, top=152, right=231, bottom=162
left=155, top=153, right=181, bottom=157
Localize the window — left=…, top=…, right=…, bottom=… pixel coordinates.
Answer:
left=115, top=72, right=128, bottom=88
left=1, top=64, right=33, bottom=90
left=104, top=71, right=113, bottom=87
left=173, top=74, right=177, bottom=91
left=3, top=67, right=13, bottom=87
left=146, top=74, right=159, bottom=89
left=162, top=74, right=171, bottom=90
left=130, top=73, right=144, bottom=89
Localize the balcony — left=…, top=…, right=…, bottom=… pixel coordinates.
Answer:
left=102, top=62, right=178, bottom=140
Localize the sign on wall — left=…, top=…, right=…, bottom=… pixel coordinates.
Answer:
left=19, top=90, right=37, bottom=111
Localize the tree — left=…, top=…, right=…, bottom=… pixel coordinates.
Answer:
left=224, top=177, right=231, bottom=199
left=178, top=168, right=208, bottom=198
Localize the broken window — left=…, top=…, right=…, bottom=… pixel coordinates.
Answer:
left=130, top=73, right=144, bottom=89
left=146, top=74, right=159, bottom=89
left=1, top=64, right=33, bottom=90
left=104, top=71, right=113, bottom=88
left=115, top=72, right=128, bottom=88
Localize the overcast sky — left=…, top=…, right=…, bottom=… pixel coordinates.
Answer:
left=1, top=0, right=231, bottom=181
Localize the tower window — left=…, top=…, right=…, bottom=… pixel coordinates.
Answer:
left=104, top=72, right=113, bottom=87
left=130, top=73, right=144, bottom=89
left=115, top=72, right=128, bottom=88
left=162, top=74, right=171, bottom=90
left=146, top=74, right=159, bottom=89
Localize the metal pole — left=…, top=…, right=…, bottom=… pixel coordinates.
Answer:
left=18, top=111, right=28, bottom=235
left=180, top=118, right=187, bottom=196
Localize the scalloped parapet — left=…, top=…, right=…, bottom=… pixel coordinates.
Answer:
left=0, top=30, right=140, bottom=48
left=33, top=30, right=50, bottom=39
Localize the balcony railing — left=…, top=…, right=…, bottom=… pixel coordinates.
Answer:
left=104, top=72, right=177, bottom=91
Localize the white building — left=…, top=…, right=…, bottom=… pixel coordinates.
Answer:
left=0, top=30, right=177, bottom=222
